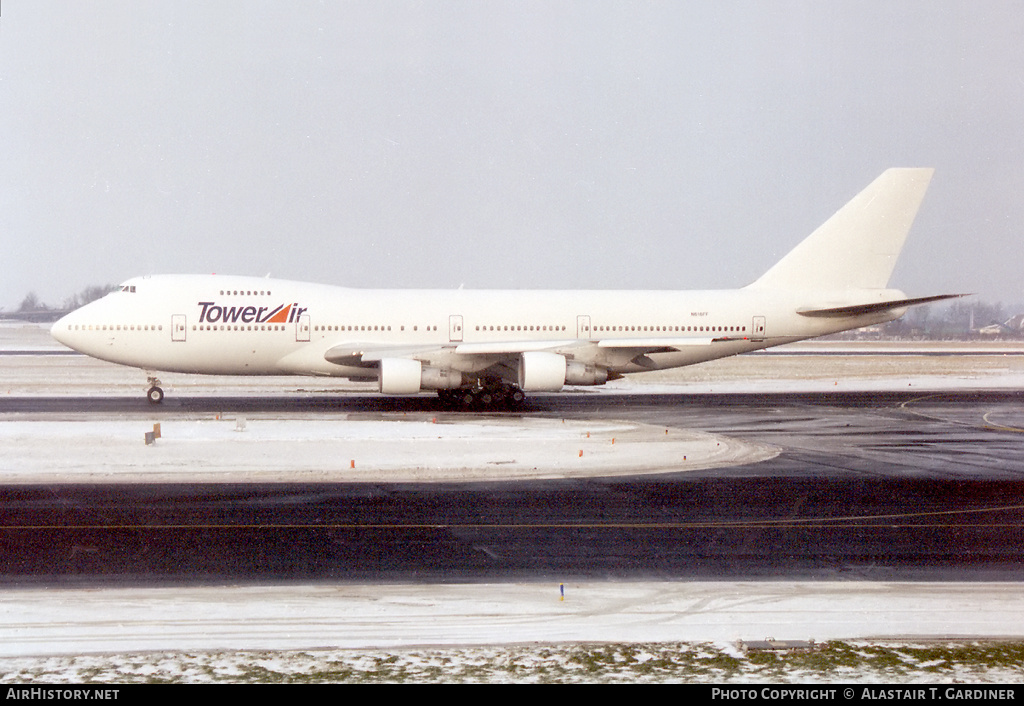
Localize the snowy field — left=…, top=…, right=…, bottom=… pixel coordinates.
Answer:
left=3, top=582, right=1024, bottom=683
left=2, top=323, right=1024, bottom=682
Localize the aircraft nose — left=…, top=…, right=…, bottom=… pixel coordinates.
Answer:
left=50, top=312, right=77, bottom=349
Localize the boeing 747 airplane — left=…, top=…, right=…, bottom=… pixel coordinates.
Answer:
left=52, top=168, right=961, bottom=407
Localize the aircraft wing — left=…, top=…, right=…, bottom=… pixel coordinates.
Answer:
left=323, top=334, right=738, bottom=365
left=322, top=334, right=743, bottom=380
left=323, top=343, right=451, bottom=367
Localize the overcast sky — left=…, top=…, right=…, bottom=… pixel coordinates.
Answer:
left=1, top=1, right=1021, bottom=310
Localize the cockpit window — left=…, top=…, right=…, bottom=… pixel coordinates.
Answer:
left=119, top=285, right=137, bottom=293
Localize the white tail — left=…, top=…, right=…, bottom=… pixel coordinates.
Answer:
left=747, top=168, right=934, bottom=291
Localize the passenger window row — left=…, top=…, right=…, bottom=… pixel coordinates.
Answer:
left=63, top=322, right=746, bottom=336
left=474, top=325, right=568, bottom=332
left=595, top=325, right=747, bottom=333
left=312, top=325, right=440, bottom=333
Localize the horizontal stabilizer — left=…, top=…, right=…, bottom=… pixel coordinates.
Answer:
left=797, top=293, right=968, bottom=318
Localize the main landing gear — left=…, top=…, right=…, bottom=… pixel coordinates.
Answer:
left=437, top=383, right=526, bottom=410
left=146, top=376, right=164, bottom=404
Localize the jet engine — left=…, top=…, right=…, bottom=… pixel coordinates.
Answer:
left=378, top=358, right=422, bottom=394
left=565, top=361, right=609, bottom=386
left=378, top=358, right=464, bottom=393
left=517, top=351, right=567, bottom=391
left=420, top=366, right=464, bottom=390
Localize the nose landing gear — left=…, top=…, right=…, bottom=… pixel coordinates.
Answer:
left=146, top=376, right=164, bottom=404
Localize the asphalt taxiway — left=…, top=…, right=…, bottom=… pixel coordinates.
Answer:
left=2, top=388, right=1024, bottom=584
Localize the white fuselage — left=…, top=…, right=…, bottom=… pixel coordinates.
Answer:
left=51, top=274, right=905, bottom=385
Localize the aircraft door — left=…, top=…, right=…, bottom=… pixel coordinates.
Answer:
left=751, top=316, right=766, bottom=341
left=171, top=314, right=186, bottom=342
left=449, top=315, right=464, bottom=342
left=296, top=314, right=310, bottom=342
left=577, top=315, right=592, bottom=339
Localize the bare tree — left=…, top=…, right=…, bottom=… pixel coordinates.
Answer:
left=18, top=292, right=48, bottom=313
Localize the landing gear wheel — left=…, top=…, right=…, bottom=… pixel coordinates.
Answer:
left=437, top=383, right=526, bottom=410
left=147, top=386, right=164, bottom=404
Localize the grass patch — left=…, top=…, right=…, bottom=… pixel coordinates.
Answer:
left=3, top=641, right=1023, bottom=683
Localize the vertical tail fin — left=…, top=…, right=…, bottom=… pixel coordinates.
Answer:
left=747, top=168, right=934, bottom=291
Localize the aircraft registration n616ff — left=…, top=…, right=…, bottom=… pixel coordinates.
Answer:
left=53, top=168, right=962, bottom=408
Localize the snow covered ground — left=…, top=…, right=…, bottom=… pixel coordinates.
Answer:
left=4, top=581, right=1024, bottom=658
left=2, top=323, right=1024, bottom=681
left=2, top=582, right=1024, bottom=683
left=0, top=417, right=777, bottom=484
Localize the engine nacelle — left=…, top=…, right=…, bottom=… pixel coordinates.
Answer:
left=379, top=359, right=465, bottom=393
left=565, top=361, right=609, bottom=386
left=518, top=351, right=566, bottom=392
left=378, top=358, right=422, bottom=394
left=420, top=367, right=464, bottom=390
